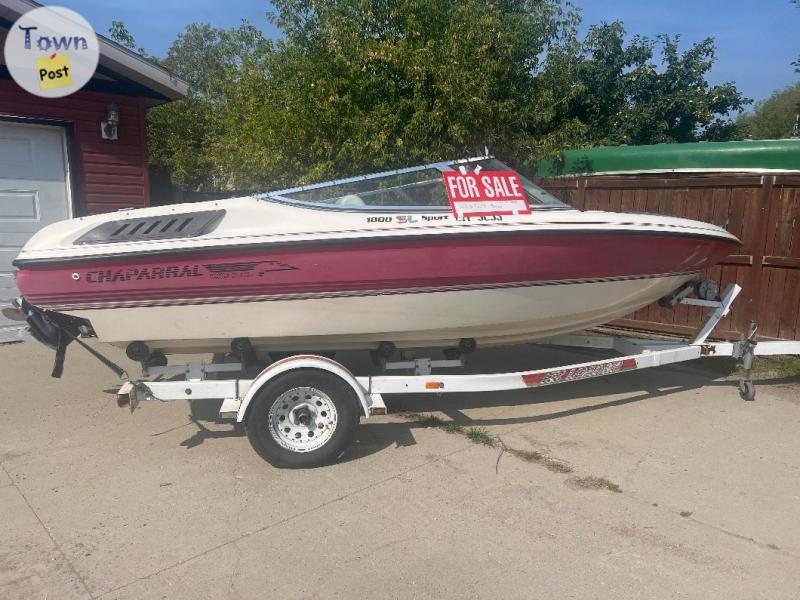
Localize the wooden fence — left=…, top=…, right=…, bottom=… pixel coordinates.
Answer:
left=539, top=174, right=800, bottom=341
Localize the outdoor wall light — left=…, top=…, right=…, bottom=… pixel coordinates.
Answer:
left=101, top=103, right=120, bottom=140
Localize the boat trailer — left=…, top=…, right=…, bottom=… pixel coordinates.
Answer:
left=102, top=283, right=800, bottom=468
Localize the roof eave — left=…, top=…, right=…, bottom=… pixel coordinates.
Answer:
left=96, top=39, right=189, bottom=103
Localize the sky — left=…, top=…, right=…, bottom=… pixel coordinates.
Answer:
left=50, top=0, right=800, bottom=105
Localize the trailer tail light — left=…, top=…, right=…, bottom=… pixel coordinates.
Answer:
left=425, top=381, right=444, bottom=389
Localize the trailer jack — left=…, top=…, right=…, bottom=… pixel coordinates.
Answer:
left=736, top=321, right=759, bottom=401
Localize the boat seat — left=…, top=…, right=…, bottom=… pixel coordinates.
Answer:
left=336, top=194, right=365, bottom=206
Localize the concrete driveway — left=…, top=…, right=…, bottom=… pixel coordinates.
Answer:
left=1, top=338, right=799, bottom=599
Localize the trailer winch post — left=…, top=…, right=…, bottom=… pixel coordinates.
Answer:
left=688, top=283, right=741, bottom=346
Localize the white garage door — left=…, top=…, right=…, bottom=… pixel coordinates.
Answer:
left=0, top=121, right=72, bottom=342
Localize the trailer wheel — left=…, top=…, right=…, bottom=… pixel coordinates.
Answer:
left=245, top=369, right=360, bottom=468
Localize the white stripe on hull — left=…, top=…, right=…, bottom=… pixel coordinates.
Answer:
left=66, top=275, right=694, bottom=355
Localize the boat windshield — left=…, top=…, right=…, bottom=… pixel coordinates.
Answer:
left=264, top=158, right=568, bottom=210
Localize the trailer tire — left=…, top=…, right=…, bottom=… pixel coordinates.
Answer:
left=245, top=369, right=360, bottom=468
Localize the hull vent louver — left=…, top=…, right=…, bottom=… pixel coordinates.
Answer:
left=75, top=210, right=226, bottom=245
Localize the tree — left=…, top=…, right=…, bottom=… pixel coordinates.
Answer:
left=108, top=21, right=147, bottom=56
left=216, top=0, right=585, bottom=189
left=111, top=4, right=750, bottom=192
left=736, top=83, right=800, bottom=139
left=570, top=22, right=749, bottom=146
left=110, top=21, right=268, bottom=190
left=147, top=22, right=268, bottom=190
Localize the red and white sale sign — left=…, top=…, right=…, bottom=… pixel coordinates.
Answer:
left=443, top=171, right=531, bottom=218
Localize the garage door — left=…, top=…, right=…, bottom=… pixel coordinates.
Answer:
left=0, top=121, right=71, bottom=342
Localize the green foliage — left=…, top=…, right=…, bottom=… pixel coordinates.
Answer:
left=736, top=83, right=800, bottom=140
left=465, top=427, right=496, bottom=446
left=109, top=22, right=269, bottom=190
left=150, top=22, right=268, bottom=190
left=111, top=2, right=749, bottom=192
left=108, top=21, right=147, bottom=56
left=218, top=0, right=584, bottom=189
left=570, top=22, right=749, bottom=145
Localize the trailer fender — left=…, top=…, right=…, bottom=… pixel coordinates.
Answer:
left=236, top=355, right=370, bottom=423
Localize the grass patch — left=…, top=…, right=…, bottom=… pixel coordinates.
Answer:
left=409, top=413, right=447, bottom=428
left=402, top=413, right=624, bottom=496
left=507, top=448, right=573, bottom=474
left=570, top=475, right=622, bottom=493
left=749, top=356, right=800, bottom=378
left=442, top=421, right=465, bottom=434
left=402, top=413, right=490, bottom=443
left=402, top=412, right=576, bottom=476
left=402, top=412, right=464, bottom=435
left=466, top=427, right=496, bottom=447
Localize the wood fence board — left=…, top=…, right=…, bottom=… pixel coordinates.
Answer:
left=538, top=173, right=800, bottom=340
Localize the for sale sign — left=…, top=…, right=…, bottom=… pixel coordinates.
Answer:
left=443, top=171, right=531, bottom=218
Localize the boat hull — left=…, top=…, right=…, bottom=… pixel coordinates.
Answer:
left=68, top=274, right=694, bottom=354
left=15, top=228, right=739, bottom=355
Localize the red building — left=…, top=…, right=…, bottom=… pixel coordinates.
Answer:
left=0, top=0, right=188, bottom=339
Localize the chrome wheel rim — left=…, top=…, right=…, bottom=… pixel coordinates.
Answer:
left=267, top=387, right=338, bottom=452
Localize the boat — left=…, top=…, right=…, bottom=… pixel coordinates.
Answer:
left=10, top=156, right=740, bottom=363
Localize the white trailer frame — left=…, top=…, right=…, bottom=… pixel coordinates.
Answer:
left=116, top=283, right=800, bottom=420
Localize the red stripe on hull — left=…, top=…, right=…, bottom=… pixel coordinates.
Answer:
left=17, top=234, right=738, bottom=307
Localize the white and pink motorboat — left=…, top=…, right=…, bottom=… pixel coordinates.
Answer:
left=10, top=156, right=740, bottom=361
